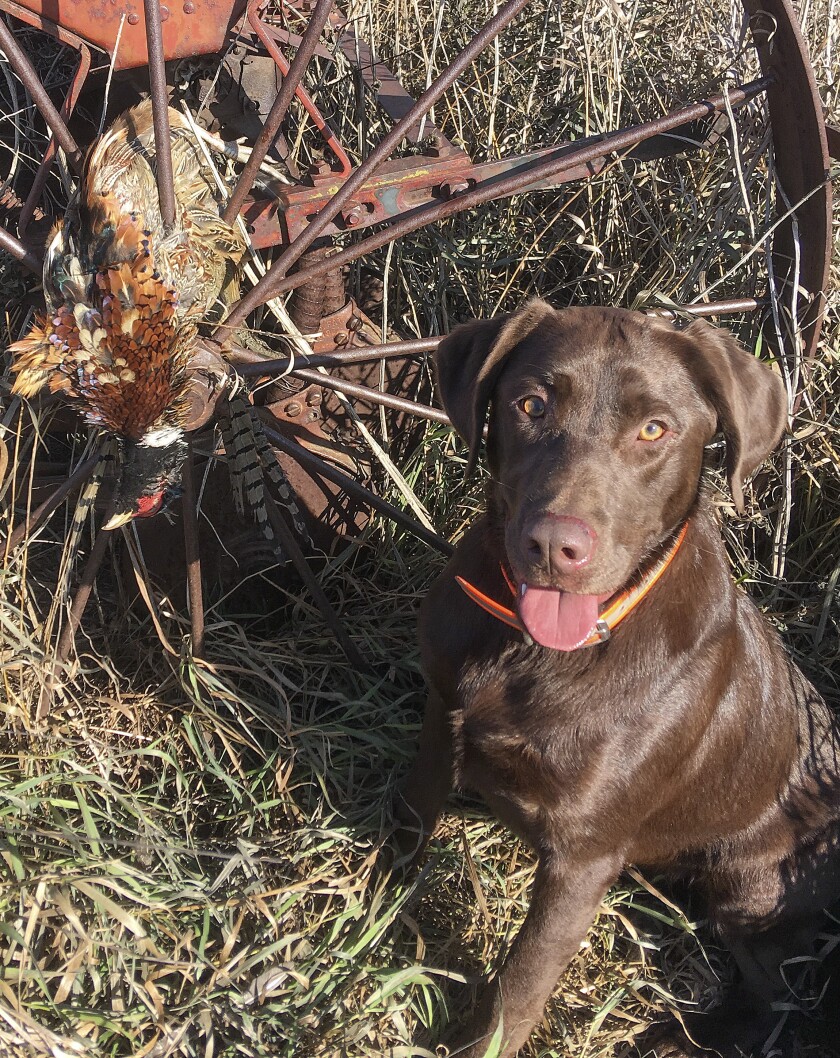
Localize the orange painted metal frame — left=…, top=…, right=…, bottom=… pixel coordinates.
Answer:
left=9, top=0, right=247, bottom=70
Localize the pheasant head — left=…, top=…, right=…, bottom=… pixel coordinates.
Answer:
left=11, top=214, right=197, bottom=528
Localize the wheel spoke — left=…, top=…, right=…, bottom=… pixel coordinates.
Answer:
left=258, top=420, right=452, bottom=556
left=6, top=453, right=100, bottom=552
left=220, top=77, right=774, bottom=309
left=0, top=17, right=83, bottom=171
left=0, top=225, right=41, bottom=274
left=216, top=0, right=533, bottom=336
left=37, top=509, right=116, bottom=719
left=278, top=366, right=447, bottom=425
left=647, top=297, right=769, bottom=320
left=224, top=0, right=336, bottom=224
left=228, top=337, right=441, bottom=378
left=143, top=0, right=176, bottom=230
left=20, top=40, right=91, bottom=236
left=260, top=486, right=369, bottom=672
left=181, top=443, right=205, bottom=658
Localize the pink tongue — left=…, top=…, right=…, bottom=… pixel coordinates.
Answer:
left=518, top=585, right=601, bottom=651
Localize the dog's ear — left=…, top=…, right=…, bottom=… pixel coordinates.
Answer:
left=435, top=298, right=556, bottom=472
left=682, top=319, right=787, bottom=513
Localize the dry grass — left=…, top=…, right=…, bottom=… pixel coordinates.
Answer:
left=1, top=1, right=839, bottom=1056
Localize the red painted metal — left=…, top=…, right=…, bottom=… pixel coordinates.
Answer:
left=246, top=0, right=353, bottom=179
left=0, top=0, right=92, bottom=236
left=223, top=78, right=776, bottom=310
left=217, top=0, right=534, bottom=335
left=240, top=122, right=740, bottom=250
left=0, top=16, right=83, bottom=170
left=8, top=0, right=248, bottom=71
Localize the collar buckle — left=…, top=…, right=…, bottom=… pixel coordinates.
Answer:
left=456, top=520, right=689, bottom=650
left=594, top=618, right=611, bottom=643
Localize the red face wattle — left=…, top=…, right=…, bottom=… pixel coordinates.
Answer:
left=134, top=491, right=166, bottom=518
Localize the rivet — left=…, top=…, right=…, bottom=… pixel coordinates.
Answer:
left=127, top=12, right=139, bottom=23
left=160, top=4, right=170, bottom=19
left=183, top=1, right=194, bottom=10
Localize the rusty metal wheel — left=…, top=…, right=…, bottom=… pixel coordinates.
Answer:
left=0, top=0, right=832, bottom=712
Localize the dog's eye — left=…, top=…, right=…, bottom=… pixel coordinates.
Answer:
left=519, top=396, right=546, bottom=418
left=638, top=421, right=667, bottom=441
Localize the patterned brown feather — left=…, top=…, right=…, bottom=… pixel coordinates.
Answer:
left=9, top=100, right=247, bottom=526
left=11, top=228, right=195, bottom=439
left=10, top=100, right=244, bottom=440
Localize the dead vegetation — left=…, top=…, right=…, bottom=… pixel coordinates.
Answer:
left=0, top=1, right=838, bottom=1055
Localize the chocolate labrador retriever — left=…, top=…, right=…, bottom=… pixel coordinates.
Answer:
left=396, top=300, right=840, bottom=1057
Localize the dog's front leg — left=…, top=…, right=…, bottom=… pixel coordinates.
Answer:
left=452, top=851, right=622, bottom=1058
left=394, top=688, right=454, bottom=861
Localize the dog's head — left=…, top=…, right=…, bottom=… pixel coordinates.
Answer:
left=435, top=300, right=787, bottom=648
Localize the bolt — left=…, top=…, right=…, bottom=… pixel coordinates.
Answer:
left=306, top=391, right=323, bottom=407
left=333, top=331, right=349, bottom=345
left=284, top=401, right=302, bottom=417
left=160, top=5, right=170, bottom=20
left=127, top=12, right=139, bottom=24
left=347, top=314, right=362, bottom=330
left=343, top=207, right=364, bottom=228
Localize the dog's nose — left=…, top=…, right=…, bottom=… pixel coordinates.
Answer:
left=524, top=514, right=597, bottom=574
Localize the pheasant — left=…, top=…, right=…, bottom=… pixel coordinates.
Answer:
left=10, top=100, right=248, bottom=529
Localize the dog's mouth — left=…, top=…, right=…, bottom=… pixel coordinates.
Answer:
left=517, top=584, right=614, bottom=651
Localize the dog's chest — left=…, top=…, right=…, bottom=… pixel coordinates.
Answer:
left=452, top=650, right=624, bottom=839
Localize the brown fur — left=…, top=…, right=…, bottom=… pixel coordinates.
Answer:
left=395, top=301, right=840, bottom=1057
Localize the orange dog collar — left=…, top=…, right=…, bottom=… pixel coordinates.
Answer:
left=456, top=521, right=689, bottom=648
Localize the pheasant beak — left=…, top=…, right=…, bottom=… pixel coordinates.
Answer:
left=103, top=435, right=187, bottom=530
left=103, top=490, right=167, bottom=530
left=102, top=509, right=135, bottom=531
